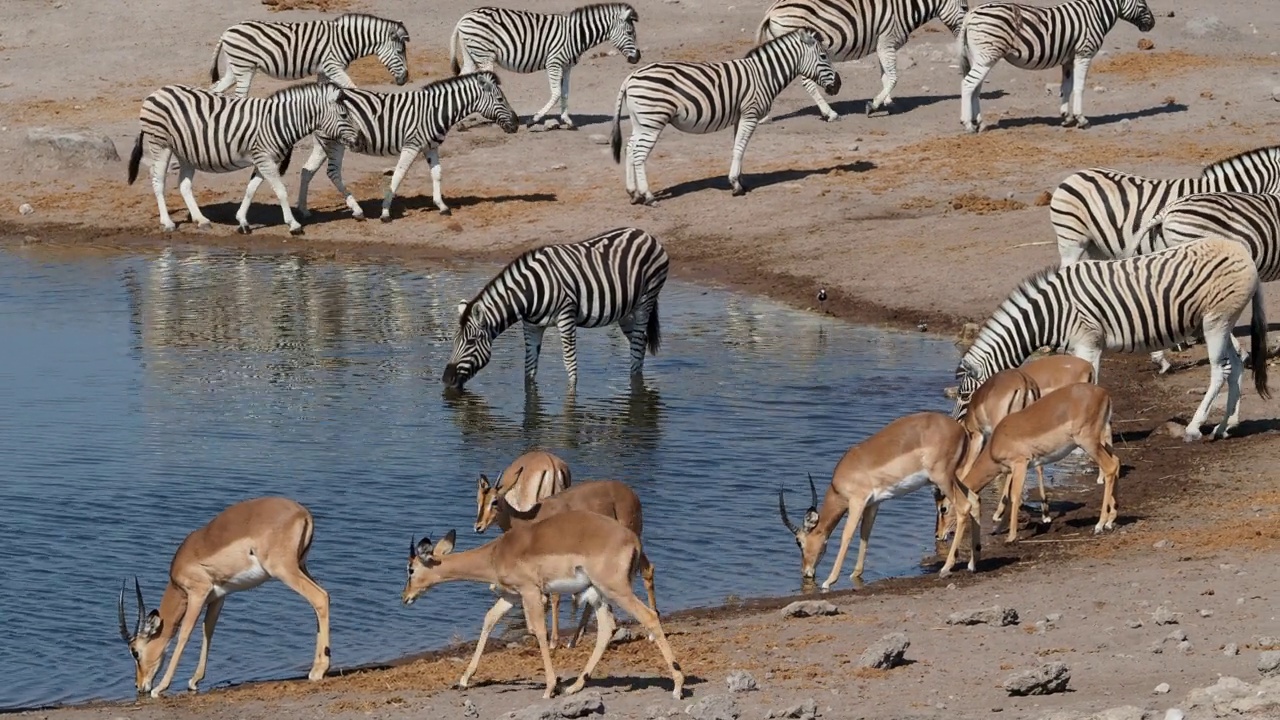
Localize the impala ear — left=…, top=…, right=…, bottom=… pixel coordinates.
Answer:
left=434, top=530, right=457, bottom=557
left=478, top=474, right=491, bottom=492
left=141, top=610, right=163, bottom=639
left=414, top=536, right=435, bottom=564
left=802, top=509, right=820, bottom=533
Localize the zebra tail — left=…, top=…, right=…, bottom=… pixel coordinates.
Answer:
left=210, top=41, right=223, bottom=83
left=955, top=16, right=971, bottom=76
left=1135, top=211, right=1165, bottom=248
left=449, top=25, right=461, bottom=76
left=127, top=132, right=143, bottom=185
left=646, top=298, right=661, bottom=355
left=754, top=14, right=773, bottom=44
left=1251, top=280, right=1270, bottom=399
left=610, top=86, right=626, bottom=164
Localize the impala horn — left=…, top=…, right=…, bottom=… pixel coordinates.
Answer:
left=134, top=577, right=146, bottom=638
left=778, top=487, right=798, bottom=534
left=117, top=581, right=131, bottom=643
left=807, top=473, right=819, bottom=510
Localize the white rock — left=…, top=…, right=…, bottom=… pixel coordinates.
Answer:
left=1155, top=682, right=1171, bottom=694
left=18, top=203, right=33, bottom=215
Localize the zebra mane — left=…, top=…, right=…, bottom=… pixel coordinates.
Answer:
left=458, top=248, right=542, bottom=328
left=333, top=12, right=409, bottom=36
left=266, top=81, right=332, bottom=102
left=962, top=263, right=1062, bottom=370
left=569, top=3, right=638, bottom=20
left=423, top=70, right=501, bottom=92
left=746, top=28, right=812, bottom=59
left=1202, top=145, right=1280, bottom=178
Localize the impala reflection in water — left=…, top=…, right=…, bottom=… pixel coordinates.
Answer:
left=0, top=243, right=960, bottom=710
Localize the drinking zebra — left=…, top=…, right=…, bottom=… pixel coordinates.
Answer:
left=955, top=238, right=1268, bottom=443
left=296, top=72, right=518, bottom=223
left=443, top=227, right=669, bottom=391
left=210, top=13, right=410, bottom=97
left=448, top=3, right=640, bottom=129
left=956, top=0, right=1155, bottom=133
left=609, top=29, right=840, bottom=206
left=756, top=0, right=967, bottom=121
left=1134, top=191, right=1280, bottom=373
left=127, top=83, right=357, bottom=235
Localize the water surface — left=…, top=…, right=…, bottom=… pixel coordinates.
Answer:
left=0, top=242, right=967, bottom=709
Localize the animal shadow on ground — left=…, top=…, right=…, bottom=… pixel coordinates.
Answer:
left=993, top=101, right=1188, bottom=131
left=772, top=89, right=1008, bottom=122
left=656, top=160, right=875, bottom=201
left=195, top=191, right=556, bottom=230
left=1117, top=428, right=1153, bottom=444
left=921, top=554, right=1020, bottom=574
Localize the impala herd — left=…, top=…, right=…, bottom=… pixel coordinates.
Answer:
left=116, top=356, right=1129, bottom=702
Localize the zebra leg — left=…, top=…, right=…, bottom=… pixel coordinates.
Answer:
left=1058, top=61, right=1074, bottom=123
left=523, top=321, right=546, bottom=383
left=381, top=147, right=420, bottom=223
left=868, top=37, right=903, bottom=115
left=959, top=62, right=993, bottom=133
left=1150, top=349, right=1174, bottom=374
left=210, top=67, right=237, bottom=95
left=176, top=164, right=213, bottom=230
left=1185, top=322, right=1232, bottom=442
left=1216, top=336, right=1245, bottom=439
left=424, top=147, right=450, bottom=215
left=1067, top=56, right=1092, bottom=129
left=727, top=115, right=760, bottom=196
left=318, top=142, right=364, bottom=220
left=628, top=124, right=660, bottom=206
left=557, top=66, right=575, bottom=129
left=149, top=147, right=177, bottom=232
left=296, top=141, right=326, bottom=220
left=530, top=63, right=565, bottom=129
left=555, top=311, right=580, bottom=389
left=800, top=78, right=838, bottom=122
left=235, top=173, right=265, bottom=234
left=253, top=157, right=304, bottom=235
left=618, top=312, right=647, bottom=375
left=233, top=68, right=253, bottom=99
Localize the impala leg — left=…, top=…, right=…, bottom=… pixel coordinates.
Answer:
left=549, top=593, right=562, bottom=649
left=820, top=498, right=866, bottom=590
left=568, top=593, right=593, bottom=649
left=1035, top=464, right=1051, bottom=525
left=187, top=596, right=225, bottom=691
left=1005, top=461, right=1029, bottom=544
left=460, top=596, right=515, bottom=688
left=604, top=584, right=683, bottom=699
left=566, top=599, right=614, bottom=696
left=520, top=590, right=559, bottom=698
left=851, top=503, right=880, bottom=581
left=1078, top=430, right=1122, bottom=532
left=275, top=564, right=331, bottom=681
left=941, top=487, right=981, bottom=576
left=992, top=470, right=1012, bottom=524
left=152, top=592, right=208, bottom=697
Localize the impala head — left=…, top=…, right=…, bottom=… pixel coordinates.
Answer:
left=471, top=72, right=519, bottom=134
left=117, top=578, right=166, bottom=693
left=474, top=469, right=522, bottom=532
left=778, top=474, right=825, bottom=580
left=443, top=298, right=493, bottom=390
left=401, top=530, right=457, bottom=605
left=1121, top=0, right=1156, bottom=32
left=601, top=4, right=641, bottom=64
left=795, top=29, right=841, bottom=96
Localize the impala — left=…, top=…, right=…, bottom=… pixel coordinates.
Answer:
left=936, top=354, right=1096, bottom=539
left=779, top=412, right=982, bottom=590
left=401, top=510, right=684, bottom=699
left=960, top=382, right=1120, bottom=544
left=116, top=496, right=331, bottom=698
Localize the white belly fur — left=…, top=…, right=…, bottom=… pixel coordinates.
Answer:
left=213, top=554, right=271, bottom=597
left=1031, top=441, right=1080, bottom=468
left=545, top=567, right=592, bottom=596
left=868, top=470, right=932, bottom=504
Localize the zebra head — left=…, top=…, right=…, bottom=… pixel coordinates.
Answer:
left=795, top=30, right=841, bottom=96
left=443, top=299, right=494, bottom=390
left=472, top=72, right=519, bottom=134
left=952, top=362, right=983, bottom=419
left=370, top=17, right=411, bottom=85
left=1120, top=0, right=1156, bottom=32
left=607, top=4, right=642, bottom=64
left=322, top=87, right=360, bottom=147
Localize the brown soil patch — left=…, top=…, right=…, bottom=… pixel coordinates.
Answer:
left=347, top=47, right=454, bottom=85
left=263, top=0, right=357, bottom=11
left=1092, top=50, right=1220, bottom=82
left=948, top=193, right=1026, bottom=214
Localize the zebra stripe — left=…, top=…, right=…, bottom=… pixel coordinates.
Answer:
left=609, top=29, right=841, bottom=206
left=127, top=83, right=356, bottom=235
left=443, top=227, right=669, bottom=390
left=1052, top=145, right=1280, bottom=265
left=756, top=0, right=966, bottom=120
left=1139, top=192, right=1280, bottom=281
left=449, top=3, right=640, bottom=128
left=956, top=0, right=1154, bottom=132
left=297, top=71, right=518, bottom=222
left=955, top=238, right=1269, bottom=442
left=209, top=13, right=410, bottom=97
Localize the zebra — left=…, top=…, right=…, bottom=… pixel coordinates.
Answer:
left=954, top=237, right=1269, bottom=443
left=1134, top=191, right=1280, bottom=373
left=609, top=29, right=841, bottom=206
left=443, top=227, right=669, bottom=391
left=127, top=82, right=357, bottom=235
left=209, top=13, right=410, bottom=97
left=296, top=72, right=519, bottom=223
left=956, top=0, right=1155, bottom=133
left=448, top=3, right=640, bottom=129
left=756, top=0, right=967, bottom=121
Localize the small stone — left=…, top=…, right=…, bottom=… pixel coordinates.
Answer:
left=1117, top=118, right=1132, bottom=133
left=1168, top=630, right=1187, bottom=642
left=1137, top=38, right=1155, bottom=50
left=1046, top=613, right=1062, bottom=624
left=1261, top=651, right=1280, bottom=677
left=1164, top=711, right=1184, bottom=720
left=1149, top=641, right=1165, bottom=654
left=725, top=670, right=757, bottom=693
left=1127, top=619, right=1144, bottom=629
left=18, top=203, right=33, bottom=215
left=1094, top=86, right=1107, bottom=93
left=858, top=632, right=910, bottom=669
left=550, top=163, right=567, bottom=171
left=612, top=626, right=640, bottom=644
left=1165, top=10, right=1176, bottom=16
left=1178, top=640, right=1194, bottom=654
left=1153, top=539, right=1173, bottom=549
left=588, top=133, right=609, bottom=145
left=1035, top=620, right=1050, bottom=635
left=1003, top=662, right=1070, bottom=696
left=463, top=698, right=479, bottom=718
left=1257, top=636, right=1280, bottom=648
left=1225, top=643, right=1239, bottom=656
left=686, top=694, right=738, bottom=720
left=1198, top=609, right=1213, bottom=617
left=1154, top=682, right=1171, bottom=694
left=947, top=606, right=1019, bottom=627
left=1044, top=83, right=1058, bottom=96
left=781, top=600, right=839, bottom=619
left=1153, top=605, right=1180, bottom=625
left=508, top=691, right=605, bottom=720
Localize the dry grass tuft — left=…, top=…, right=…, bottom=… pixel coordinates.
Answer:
left=262, top=0, right=356, bottom=12
left=949, top=193, right=1026, bottom=215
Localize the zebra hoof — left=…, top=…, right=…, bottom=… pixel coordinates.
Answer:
left=289, top=226, right=304, bottom=237
left=236, top=224, right=252, bottom=235
left=642, top=196, right=658, bottom=207
left=439, top=207, right=452, bottom=216
left=161, top=224, right=176, bottom=233
left=352, top=214, right=366, bottom=222
left=380, top=215, right=392, bottom=224
left=731, top=185, right=746, bottom=197
left=1075, top=117, right=1090, bottom=129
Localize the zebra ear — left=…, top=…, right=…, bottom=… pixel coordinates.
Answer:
left=457, top=300, right=469, bottom=317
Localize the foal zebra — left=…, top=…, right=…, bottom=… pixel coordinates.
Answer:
left=449, top=3, right=640, bottom=129
left=128, top=83, right=356, bottom=235
left=955, top=238, right=1269, bottom=443
left=296, top=72, right=518, bottom=223
left=756, top=0, right=967, bottom=120
left=443, top=227, right=669, bottom=391
left=210, top=13, right=410, bottom=97
left=610, top=29, right=840, bottom=206
left=956, top=0, right=1155, bottom=132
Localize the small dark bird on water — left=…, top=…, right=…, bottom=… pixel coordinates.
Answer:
left=816, top=287, right=828, bottom=314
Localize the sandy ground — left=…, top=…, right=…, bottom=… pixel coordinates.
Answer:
left=4, top=0, right=1280, bottom=717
